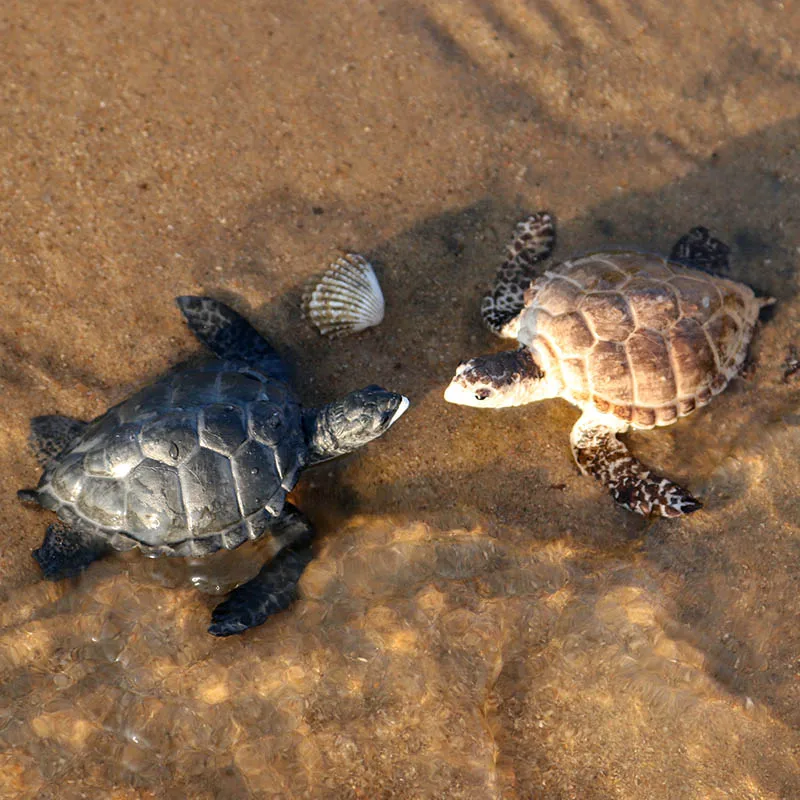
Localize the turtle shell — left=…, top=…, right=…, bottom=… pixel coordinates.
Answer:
left=34, top=359, right=306, bottom=557
left=517, top=251, right=763, bottom=428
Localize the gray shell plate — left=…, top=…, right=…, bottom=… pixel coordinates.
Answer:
left=35, top=359, right=307, bottom=557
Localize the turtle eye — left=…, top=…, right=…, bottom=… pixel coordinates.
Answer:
left=474, top=388, right=492, bottom=401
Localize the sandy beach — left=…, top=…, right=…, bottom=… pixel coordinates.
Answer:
left=2, top=1, right=800, bottom=797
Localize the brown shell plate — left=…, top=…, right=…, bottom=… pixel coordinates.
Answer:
left=517, top=252, right=762, bottom=428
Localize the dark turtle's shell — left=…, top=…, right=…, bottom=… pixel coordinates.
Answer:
left=34, top=360, right=306, bottom=557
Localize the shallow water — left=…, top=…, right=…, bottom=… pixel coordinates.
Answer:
left=2, top=0, right=800, bottom=797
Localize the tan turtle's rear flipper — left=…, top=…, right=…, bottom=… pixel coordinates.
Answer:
left=570, top=412, right=702, bottom=518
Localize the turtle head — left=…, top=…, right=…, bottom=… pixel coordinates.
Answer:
left=305, top=385, right=410, bottom=464
left=444, top=348, right=556, bottom=408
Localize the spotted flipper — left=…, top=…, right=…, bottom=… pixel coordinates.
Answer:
left=176, top=296, right=292, bottom=382
left=669, top=226, right=730, bottom=275
left=208, top=504, right=314, bottom=636
left=33, top=523, right=111, bottom=580
left=481, top=212, right=556, bottom=339
left=570, top=413, right=701, bottom=518
left=28, top=415, right=87, bottom=467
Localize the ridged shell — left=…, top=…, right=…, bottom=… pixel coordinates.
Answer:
left=303, top=254, right=385, bottom=337
left=518, top=252, right=764, bottom=429
left=33, top=360, right=306, bottom=556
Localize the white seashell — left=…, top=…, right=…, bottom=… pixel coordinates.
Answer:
left=303, top=254, right=385, bottom=338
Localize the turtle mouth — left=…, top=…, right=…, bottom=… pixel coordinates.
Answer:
left=384, top=395, right=410, bottom=428
left=443, top=378, right=467, bottom=404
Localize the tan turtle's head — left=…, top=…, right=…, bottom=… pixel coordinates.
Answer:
left=444, top=347, right=558, bottom=408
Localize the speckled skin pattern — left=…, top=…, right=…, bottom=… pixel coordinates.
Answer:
left=32, top=358, right=305, bottom=558
left=518, top=251, right=763, bottom=428
left=481, top=213, right=556, bottom=338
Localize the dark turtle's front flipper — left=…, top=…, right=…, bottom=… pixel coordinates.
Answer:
left=176, top=296, right=291, bottom=382
left=29, top=415, right=87, bottom=467
left=669, top=226, right=730, bottom=275
left=570, top=413, right=701, bottom=518
left=208, top=505, right=314, bottom=637
left=33, top=523, right=111, bottom=580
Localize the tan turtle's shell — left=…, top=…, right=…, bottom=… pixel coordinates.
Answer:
left=517, top=251, right=763, bottom=429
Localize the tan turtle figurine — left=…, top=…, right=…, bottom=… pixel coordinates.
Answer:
left=445, top=213, right=773, bottom=517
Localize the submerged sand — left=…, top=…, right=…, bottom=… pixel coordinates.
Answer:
left=2, top=0, right=800, bottom=797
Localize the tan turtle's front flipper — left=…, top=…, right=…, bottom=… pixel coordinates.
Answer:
left=480, top=212, right=556, bottom=339
left=570, top=412, right=701, bottom=518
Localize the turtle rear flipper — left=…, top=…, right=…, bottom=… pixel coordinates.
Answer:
left=669, top=226, right=730, bottom=275
left=176, top=296, right=292, bottom=382
left=481, top=212, right=556, bottom=339
left=33, top=523, right=111, bottom=580
left=29, top=415, right=87, bottom=467
left=208, top=504, right=314, bottom=636
left=570, top=412, right=702, bottom=518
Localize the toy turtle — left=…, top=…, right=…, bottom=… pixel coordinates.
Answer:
left=444, top=214, right=772, bottom=517
left=19, top=297, right=409, bottom=635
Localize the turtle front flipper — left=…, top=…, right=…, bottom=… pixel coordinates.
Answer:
left=176, top=296, right=291, bottom=382
left=669, top=226, right=730, bottom=275
left=28, top=414, right=87, bottom=467
left=33, top=523, right=111, bottom=580
left=481, top=212, right=556, bottom=339
left=570, top=412, right=702, bottom=518
left=208, top=504, right=314, bottom=637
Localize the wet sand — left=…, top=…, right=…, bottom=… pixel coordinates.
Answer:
left=2, top=0, right=800, bottom=797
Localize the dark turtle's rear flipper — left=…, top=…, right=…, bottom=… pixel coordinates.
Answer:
left=571, top=414, right=702, bottom=518
left=669, top=226, right=730, bottom=275
left=33, top=523, right=111, bottom=580
left=29, top=415, right=87, bottom=467
left=208, top=505, right=314, bottom=637
left=176, top=296, right=291, bottom=382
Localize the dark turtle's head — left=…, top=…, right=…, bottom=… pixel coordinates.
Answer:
left=444, top=347, right=557, bottom=408
left=305, top=385, right=410, bottom=464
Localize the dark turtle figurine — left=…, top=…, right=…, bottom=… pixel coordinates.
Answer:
left=18, top=297, right=409, bottom=636
left=445, top=214, right=772, bottom=517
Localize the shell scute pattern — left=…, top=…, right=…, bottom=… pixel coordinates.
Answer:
left=559, top=256, right=628, bottom=292
left=139, top=411, right=199, bottom=465
left=126, top=459, right=185, bottom=546
left=230, top=439, right=283, bottom=517
left=579, top=292, right=635, bottom=341
left=670, top=275, right=723, bottom=323
left=559, top=357, right=590, bottom=404
left=626, top=330, right=676, bottom=405
left=50, top=453, right=86, bottom=503
left=199, top=404, right=248, bottom=456
left=622, top=279, right=680, bottom=331
left=668, top=318, right=716, bottom=397
left=76, top=477, right=126, bottom=529
left=38, top=360, right=305, bottom=555
left=538, top=311, right=595, bottom=355
left=588, top=341, right=633, bottom=402
left=180, top=448, right=240, bottom=535
left=520, top=252, right=762, bottom=428
left=528, top=275, right=582, bottom=314
left=248, top=400, right=288, bottom=446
